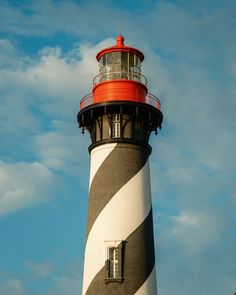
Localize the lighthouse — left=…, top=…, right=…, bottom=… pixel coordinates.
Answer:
left=77, top=36, right=163, bottom=295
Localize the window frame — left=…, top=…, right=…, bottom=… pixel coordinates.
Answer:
left=105, top=240, right=123, bottom=283
left=112, top=114, right=121, bottom=138
left=109, top=247, right=119, bottom=279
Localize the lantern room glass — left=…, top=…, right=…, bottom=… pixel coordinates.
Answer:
left=99, top=52, right=141, bottom=82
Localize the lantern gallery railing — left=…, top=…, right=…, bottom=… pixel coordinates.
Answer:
left=93, top=70, right=147, bottom=85
left=80, top=91, right=161, bottom=110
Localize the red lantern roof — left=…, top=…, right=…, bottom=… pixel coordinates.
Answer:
left=96, top=35, right=144, bottom=62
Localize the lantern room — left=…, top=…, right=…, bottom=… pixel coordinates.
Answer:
left=96, top=36, right=144, bottom=83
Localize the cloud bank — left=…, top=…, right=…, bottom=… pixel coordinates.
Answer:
left=0, top=0, right=236, bottom=294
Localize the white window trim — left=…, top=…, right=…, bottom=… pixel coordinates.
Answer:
left=104, top=240, right=122, bottom=258
left=104, top=240, right=123, bottom=281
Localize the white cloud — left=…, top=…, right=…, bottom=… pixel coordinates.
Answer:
left=0, top=258, right=83, bottom=295
left=45, top=257, right=83, bottom=295
left=0, top=39, right=20, bottom=68
left=33, top=120, right=79, bottom=170
left=33, top=120, right=90, bottom=187
left=24, top=259, right=53, bottom=277
left=0, top=278, right=27, bottom=295
left=0, top=161, right=60, bottom=216
left=170, top=210, right=227, bottom=255
left=0, top=38, right=112, bottom=193
left=0, top=37, right=113, bottom=121
left=0, top=37, right=117, bottom=218
left=48, top=275, right=81, bottom=295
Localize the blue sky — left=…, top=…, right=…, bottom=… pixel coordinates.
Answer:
left=0, top=0, right=236, bottom=294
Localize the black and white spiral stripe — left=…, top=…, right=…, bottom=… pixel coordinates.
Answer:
left=82, top=142, right=157, bottom=295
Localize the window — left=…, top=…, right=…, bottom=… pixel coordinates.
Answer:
left=109, top=247, right=119, bottom=278
left=105, top=240, right=123, bottom=282
left=112, top=114, right=121, bottom=138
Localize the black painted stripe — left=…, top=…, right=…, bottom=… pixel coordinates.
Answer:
left=86, top=208, right=155, bottom=295
left=87, top=143, right=149, bottom=238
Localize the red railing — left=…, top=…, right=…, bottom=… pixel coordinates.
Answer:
left=80, top=91, right=161, bottom=110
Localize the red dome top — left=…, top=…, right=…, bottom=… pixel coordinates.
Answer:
left=96, top=36, right=144, bottom=62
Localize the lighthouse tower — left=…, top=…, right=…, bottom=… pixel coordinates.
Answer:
left=78, top=36, right=163, bottom=295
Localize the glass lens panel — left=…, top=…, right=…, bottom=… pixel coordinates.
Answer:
left=106, top=53, right=113, bottom=64
left=102, top=55, right=106, bottom=66
left=129, top=53, right=135, bottom=80
left=121, top=52, right=128, bottom=78
left=112, top=52, right=121, bottom=64
left=137, top=56, right=141, bottom=68
left=129, top=53, right=134, bottom=67
left=111, top=52, right=121, bottom=78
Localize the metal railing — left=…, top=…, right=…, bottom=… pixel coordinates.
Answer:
left=80, top=90, right=161, bottom=110
left=80, top=93, right=93, bottom=109
left=93, top=70, right=147, bottom=85
left=146, top=93, right=161, bottom=110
